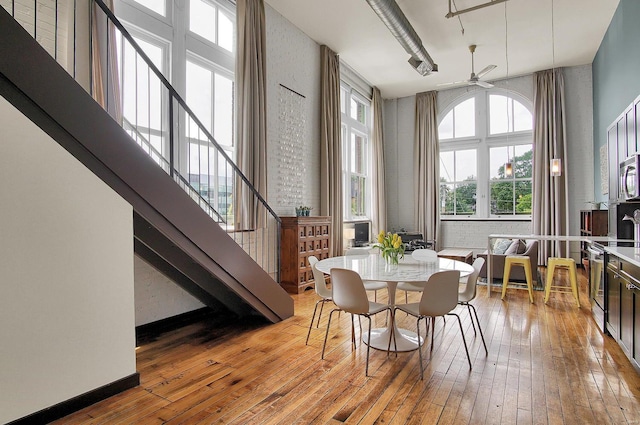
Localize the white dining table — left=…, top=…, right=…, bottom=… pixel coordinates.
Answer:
left=315, top=253, right=474, bottom=352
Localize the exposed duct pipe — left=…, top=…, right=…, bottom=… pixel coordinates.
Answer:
left=365, top=0, right=438, bottom=75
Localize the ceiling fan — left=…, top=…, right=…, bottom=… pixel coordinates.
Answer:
left=439, top=44, right=497, bottom=88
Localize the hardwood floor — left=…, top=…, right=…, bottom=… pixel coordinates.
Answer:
left=54, top=268, right=640, bottom=424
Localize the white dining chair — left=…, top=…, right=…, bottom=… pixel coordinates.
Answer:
left=397, top=249, right=438, bottom=303
left=345, top=248, right=387, bottom=302
left=458, top=257, right=488, bottom=354
left=321, top=268, right=395, bottom=376
left=305, top=256, right=334, bottom=345
left=394, top=270, right=471, bottom=379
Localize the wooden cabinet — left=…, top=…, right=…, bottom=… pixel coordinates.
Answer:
left=606, top=252, right=640, bottom=372
left=580, top=210, right=608, bottom=267
left=280, top=216, right=331, bottom=294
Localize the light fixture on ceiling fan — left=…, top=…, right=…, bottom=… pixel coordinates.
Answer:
left=438, top=44, right=497, bottom=88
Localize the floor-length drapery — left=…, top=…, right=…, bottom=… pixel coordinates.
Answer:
left=320, top=45, right=342, bottom=256
left=414, top=91, right=440, bottom=249
left=371, top=87, right=387, bottom=236
left=91, top=0, right=121, bottom=123
left=235, top=0, right=267, bottom=230
left=532, top=68, right=569, bottom=261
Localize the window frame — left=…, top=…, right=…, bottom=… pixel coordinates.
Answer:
left=341, top=83, right=372, bottom=222
left=438, top=90, right=533, bottom=220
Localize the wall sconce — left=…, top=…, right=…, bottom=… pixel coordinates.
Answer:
left=550, top=158, right=562, bottom=177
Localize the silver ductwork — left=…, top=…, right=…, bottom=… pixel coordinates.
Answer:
left=365, top=0, right=438, bottom=75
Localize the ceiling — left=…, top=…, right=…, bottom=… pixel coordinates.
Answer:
left=263, top=0, right=620, bottom=99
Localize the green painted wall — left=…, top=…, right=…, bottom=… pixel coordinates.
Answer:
left=593, top=0, right=640, bottom=202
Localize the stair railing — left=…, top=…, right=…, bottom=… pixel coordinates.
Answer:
left=2, top=0, right=281, bottom=282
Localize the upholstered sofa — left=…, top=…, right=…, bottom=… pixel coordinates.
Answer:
left=478, top=238, right=539, bottom=282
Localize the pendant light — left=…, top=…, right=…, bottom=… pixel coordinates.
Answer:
left=550, top=0, right=562, bottom=177
left=505, top=147, right=513, bottom=177
left=503, top=3, right=512, bottom=178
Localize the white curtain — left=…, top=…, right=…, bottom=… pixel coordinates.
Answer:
left=371, top=87, right=387, bottom=236
left=532, top=68, right=569, bottom=261
left=235, top=0, right=267, bottom=230
left=320, top=45, right=342, bottom=256
left=414, top=91, right=440, bottom=248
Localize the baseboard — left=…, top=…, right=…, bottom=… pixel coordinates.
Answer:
left=7, top=373, right=139, bottom=425
left=136, top=307, right=214, bottom=345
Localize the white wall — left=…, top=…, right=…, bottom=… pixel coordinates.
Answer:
left=383, top=67, right=594, bottom=257
left=134, top=255, right=205, bottom=326
left=0, top=97, right=136, bottom=423
left=265, top=4, right=321, bottom=217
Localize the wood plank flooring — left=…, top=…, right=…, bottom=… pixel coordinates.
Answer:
left=54, top=268, right=640, bottom=424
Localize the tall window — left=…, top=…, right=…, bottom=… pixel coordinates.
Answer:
left=115, top=0, right=235, bottom=218
left=341, top=84, right=371, bottom=221
left=438, top=91, right=533, bottom=218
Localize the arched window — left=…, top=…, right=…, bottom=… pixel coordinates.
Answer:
left=438, top=91, right=533, bottom=218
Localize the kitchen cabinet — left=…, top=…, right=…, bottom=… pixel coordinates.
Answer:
left=605, top=249, right=640, bottom=372
left=607, top=255, right=620, bottom=340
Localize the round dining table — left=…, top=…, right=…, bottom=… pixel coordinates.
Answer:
left=315, top=252, right=474, bottom=352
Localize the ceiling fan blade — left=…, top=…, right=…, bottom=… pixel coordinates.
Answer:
left=437, top=80, right=467, bottom=87
left=475, top=80, right=494, bottom=89
left=476, top=64, right=497, bottom=79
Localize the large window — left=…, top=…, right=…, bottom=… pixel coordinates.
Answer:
left=341, top=84, right=371, bottom=221
left=116, top=0, right=235, bottom=218
left=438, top=91, right=533, bottom=218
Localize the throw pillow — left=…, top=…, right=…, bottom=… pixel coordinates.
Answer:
left=517, top=239, right=528, bottom=254
left=492, top=238, right=512, bottom=255
left=504, top=239, right=526, bottom=255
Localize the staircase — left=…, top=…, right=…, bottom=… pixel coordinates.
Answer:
left=0, top=1, right=293, bottom=322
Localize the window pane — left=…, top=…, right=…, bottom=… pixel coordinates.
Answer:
left=438, top=110, right=453, bottom=139
left=489, top=94, right=510, bottom=134
left=455, top=182, right=477, bottom=214
left=490, top=181, right=514, bottom=214
left=351, top=133, right=366, bottom=174
left=132, top=0, right=165, bottom=16
left=515, top=181, right=532, bottom=214
left=186, top=60, right=212, bottom=137
left=454, top=98, right=475, bottom=138
left=351, top=175, right=366, bottom=216
left=340, top=88, right=348, bottom=114
left=440, top=183, right=455, bottom=214
left=490, top=146, right=511, bottom=180
left=214, top=73, right=233, bottom=146
left=455, top=149, right=476, bottom=181
left=218, top=10, right=234, bottom=52
left=440, top=151, right=454, bottom=183
left=513, top=99, right=532, bottom=131
left=350, top=98, right=366, bottom=124
left=190, top=0, right=216, bottom=43
left=514, top=144, right=533, bottom=178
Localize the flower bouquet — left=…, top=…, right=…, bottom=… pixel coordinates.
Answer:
left=374, top=231, right=405, bottom=265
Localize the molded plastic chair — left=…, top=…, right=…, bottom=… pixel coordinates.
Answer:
left=321, top=268, right=394, bottom=376
left=394, top=270, right=471, bottom=379
left=458, top=257, right=488, bottom=354
left=345, top=248, right=387, bottom=302
left=397, top=249, right=438, bottom=303
left=305, top=256, right=334, bottom=345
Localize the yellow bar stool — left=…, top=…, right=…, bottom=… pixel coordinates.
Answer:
left=544, top=257, right=580, bottom=307
left=502, top=255, right=534, bottom=303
